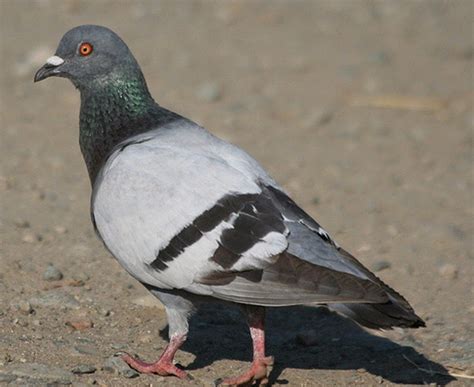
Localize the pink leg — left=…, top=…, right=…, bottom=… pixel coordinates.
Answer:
left=120, top=333, right=191, bottom=379
left=218, top=307, right=273, bottom=386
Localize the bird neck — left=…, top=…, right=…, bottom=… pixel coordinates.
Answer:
left=78, top=73, right=179, bottom=185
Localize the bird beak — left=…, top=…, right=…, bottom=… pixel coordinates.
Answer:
left=34, top=55, right=65, bottom=82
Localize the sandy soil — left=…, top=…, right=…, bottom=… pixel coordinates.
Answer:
left=1, top=1, right=473, bottom=386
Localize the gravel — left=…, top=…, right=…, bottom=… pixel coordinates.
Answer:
left=16, top=300, right=33, bottom=315
left=438, top=263, right=458, bottom=280
left=0, top=362, right=73, bottom=384
left=43, top=264, right=64, bottom=281
left=22, top=232, right=42, bottom=243
left=29, top=290, right=80, bottom=309
left=371, top=260, right=392, bottom=272
left=71, top=364, right=96, bottom=374
left=103, top=355, right=139, bottom=378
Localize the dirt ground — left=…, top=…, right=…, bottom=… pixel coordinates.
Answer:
left=0, top=1, right=473, bottom=386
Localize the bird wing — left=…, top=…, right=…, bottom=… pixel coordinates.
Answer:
left=92, top=120, right=388, bottom=305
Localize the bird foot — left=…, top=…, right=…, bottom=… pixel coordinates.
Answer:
left=120, top=352, right=191, bottom=380
left=216, top=356, right=273, bottom=386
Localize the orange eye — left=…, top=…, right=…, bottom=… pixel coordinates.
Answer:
left=79, top=42, right=93, bottom=56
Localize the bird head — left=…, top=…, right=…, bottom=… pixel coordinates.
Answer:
left=34, top=25, right=140, bottom=89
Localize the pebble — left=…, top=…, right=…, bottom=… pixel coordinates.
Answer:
left=111, top=343, right=127, bottom=350
left=17, top=319, right=28, bottom=327
left=14, top=219, right=30, bottom=228
left=103, top=355, right=139, bottom=378
left=16, top=300, right=33, bottom=315
left=29, top=290, right=80, bottom=309
left=71, top=364, right=96, bottom=374
left=0, top=362, right=73, bottom=384
left=72, top=272, right=90, bottom=282
left=371, top=260, right=391, bottom=272
left=196, top=82, right=222, bottom=102
left=138, top=333, right=154, bottom=344
left=302, top=109, right=333, bottom=129
left=22, top=232, right=42, bottom=243
left=99, top=308, right=112, bottom=317
left=296, top=330, right=319, bottom=347
left=438, top=263, right=458, bottom=279
left=54, top=225, right=68, bottom=234
left=66, top=318, right=94, bottom=331
left=43, top=264, right=64, bottom=281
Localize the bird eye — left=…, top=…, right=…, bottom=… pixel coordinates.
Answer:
left=79, top=42, right=93, bottom=56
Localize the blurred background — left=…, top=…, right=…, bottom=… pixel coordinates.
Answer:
left=1, top=1, right=472, bottom=385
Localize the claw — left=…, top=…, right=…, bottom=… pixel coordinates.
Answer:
left=217, top=356, right=273, bottom=386
left=120, top=352, right=190, bottom=379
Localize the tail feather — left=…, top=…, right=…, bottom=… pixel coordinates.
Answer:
left=329, top=248, right=425, bottom=329
left=329, top=300, right=425, bottom=330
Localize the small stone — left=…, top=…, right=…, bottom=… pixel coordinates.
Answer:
left=43, top=264, right=64, bottom=281
left=17, top=300, right=33, bottom=315
left=357, top=244, right=371, bottom=253
left=371, top=260, right=391, bottom=272
left=438, top=263, right=458, bottom=279
left=302, top=109, right=333, bottom=129
left=100, top=308, right=112, bottom=317
left=296, top=330, right=319, bottom=347
left=103, top=355, right=139, bottom=378
left=29, top=290, right=80, bottom=309
left=138, top=333, right=153, bottom=344
left=54, top=226, right=68, bottom=234
left=3, top=353, right=13, bottom=364
left=22, top=232, right=41, bottom=243
left=14, top=219, right=30, bottom=228
left=123, top=368, right=140, bottom=378
left=111, top=343, right=127, bottom=350
left=72, top=272, right=90, bottom=282
left=196, top=82, right=221, bottom=102
left=71, top=364, right=96, bottom=374
left=66, top=318, right=93, bottom=331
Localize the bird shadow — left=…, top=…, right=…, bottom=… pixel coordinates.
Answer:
left=159, top=304, right=454, bottom=385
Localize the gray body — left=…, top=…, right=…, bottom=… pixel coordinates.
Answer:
left=35, top=24, right=424, bottom=352
left=92, top=118, right=420, bottom=338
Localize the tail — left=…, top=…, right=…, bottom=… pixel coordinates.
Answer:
left=329, top=248, right=425, bottom=330
left=328, top=299, right=425, bottom=329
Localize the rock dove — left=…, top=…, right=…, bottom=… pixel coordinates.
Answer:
left=35, top=25, right=425, bottom=385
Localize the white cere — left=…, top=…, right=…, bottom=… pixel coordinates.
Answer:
left=46, top=56, right=64, bottom=66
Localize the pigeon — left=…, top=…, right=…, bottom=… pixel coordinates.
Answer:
left=35, top=25, right=424, bottom=385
